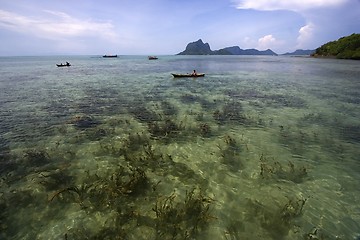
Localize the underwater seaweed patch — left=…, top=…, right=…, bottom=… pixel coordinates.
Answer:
left=153, top=188, right=215, bottom=239
left=225, top=88, right=265, bottom=101
left=68, top=226, right=127, bottom=240
left=0, top=189, right=44, bottom=239
left=338, top=124, right=360, bottom=143
left=263, top=94, right=307, bottom=109
left=303, top=226, right=334, bottom=240
left=96, top=132, right=150, bottom=157
left=129, top=105, right=160, bottom=123
left=245, top=196, right=307, bottom=239
left=46, top=99, right=73, bottom=119
left=299, top=112, right=329, bottom=126
left=46, top=161, right=211, bottom=239
left=180, top=94, right=202, bottom=104
left=39, top=170, right=75, bottom=191
left=198, top=123, right=212, bottom=138
left=49, top=166, right=151, bottom=212
left=147, top=118, right=184, bottom=141
left=0, top=142, right=15, bottom=175
left=84, top=126, right=115, bottom=141
left=224, top=220, right=245, bottom=240
left=277, top=125, right=319, bottom=156
left=259, top=154, right=308, bottom=183
left=225, top=89, right=307, bottom=109
left=160, top=100, right=178, bottom=116
left=213, top=101, right=248, bottom=125
left=124, top=132, right=150, bottom=151
left=179, top=93, right=216, bottom=110
left=218, top=135, right=244, bottom=172
left=23, top=148, right=51, bottom=167
left=76, top=95, right=117, bottom=115
left=123, top=144, right=207, bottom=187
left=69, top=115, right=101, bottom=129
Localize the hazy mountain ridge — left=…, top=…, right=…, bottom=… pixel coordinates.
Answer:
left=282, top=49, right=315, bottom=56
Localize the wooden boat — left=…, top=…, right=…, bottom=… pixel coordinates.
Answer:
left=103, top=55, right=117, bottom=58
left=148, top=56, right=158, bottom=60
left=56, top=63, right=71, bottom=67
left=172, top=73, right=205, bottom=78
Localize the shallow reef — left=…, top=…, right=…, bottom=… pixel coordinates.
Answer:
left=0, top=60, right=358, bottom=240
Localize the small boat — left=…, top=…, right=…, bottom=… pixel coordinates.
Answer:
left=148, top=56, right=158, bottom=60
left=172, top=73, right=205, bottom=78
left=56, top=63, right=71, bottom=67
left=103, top=55, right=117, bottom=58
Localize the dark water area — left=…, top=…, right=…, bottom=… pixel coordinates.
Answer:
left=0, top=55, right=359, bottom=239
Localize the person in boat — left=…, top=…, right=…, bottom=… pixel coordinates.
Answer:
left=66, top=61, right=70, bottom=66
left=191, top=69, right=197, bottom=76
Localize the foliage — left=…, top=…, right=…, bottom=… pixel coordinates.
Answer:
left=313, top=33, right=360, bottom=59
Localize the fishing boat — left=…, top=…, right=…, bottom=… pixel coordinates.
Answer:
left=148, top=56, right=158, bottom=60
left=103, top=55, right=118, bottom=58
left=56, top=63, right=71, bottom=67
left=171, top=73, right=205, bottom=78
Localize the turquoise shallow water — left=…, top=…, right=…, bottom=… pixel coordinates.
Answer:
left=0, top=55, right=359, bottom=239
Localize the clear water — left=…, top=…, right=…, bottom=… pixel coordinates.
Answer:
left=0, top=55, right=359, bottom=239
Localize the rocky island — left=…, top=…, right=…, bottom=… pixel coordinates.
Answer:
left=177, top=39, right=277, bottom=56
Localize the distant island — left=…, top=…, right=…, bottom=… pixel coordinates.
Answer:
left=177, top=34, right=360, bottom=59
left=312, top=33, right=360, bottom=60
left=282, top=49, right=315, bottom=56
left=177, top=39, right=277, bottom=56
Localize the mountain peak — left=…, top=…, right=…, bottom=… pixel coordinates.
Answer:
left=177, top=39, right=212, bottom=55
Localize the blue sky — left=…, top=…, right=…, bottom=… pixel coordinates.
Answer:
left=0, top=0, right=359, bottom=55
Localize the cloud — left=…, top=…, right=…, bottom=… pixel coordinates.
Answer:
left=232, top=0, right=356, bottom=51
left=0, top=9, right=118, bottom=42
left=296, top=23, right=315, bottom=49
left=232, top=0, right=349, bottom=11
left=257, top=34, right=281, bottom=50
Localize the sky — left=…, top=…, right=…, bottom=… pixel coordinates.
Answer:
left=0, top=0, right=359, bottom=56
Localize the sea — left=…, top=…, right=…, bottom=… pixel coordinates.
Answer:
left=0, top=55, right=359, bottom=240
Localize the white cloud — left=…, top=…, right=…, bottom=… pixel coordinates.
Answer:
left=296, top=23, right=315, bottom=49
left=232, top=0, right=348, bottom=11
left=0, top=9, right=118, bottom=42
left=257, top=34, right=277, bottom=50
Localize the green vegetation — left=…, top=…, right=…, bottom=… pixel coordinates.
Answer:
left=312, top=33, right=360, bottom=59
